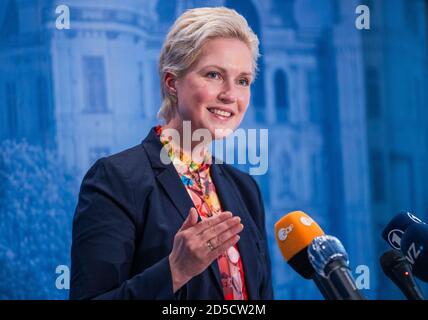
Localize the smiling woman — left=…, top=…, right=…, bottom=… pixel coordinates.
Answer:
left=70, top=7, right=273, bottom=300
left=164, top=37, right=253, bottom=140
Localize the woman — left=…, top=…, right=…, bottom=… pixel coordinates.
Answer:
left=70, top=7, right=273, bottom=300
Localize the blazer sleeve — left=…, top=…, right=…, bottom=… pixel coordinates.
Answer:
left=70, top=158, right=175, bottom=300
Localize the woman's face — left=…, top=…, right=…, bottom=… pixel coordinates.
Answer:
left=171, top=37, right=253, bottom=139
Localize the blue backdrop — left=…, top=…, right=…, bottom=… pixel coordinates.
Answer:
left=1, top=0, right=427, bottom=299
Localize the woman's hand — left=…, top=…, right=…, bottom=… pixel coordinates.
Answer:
left=168, top=207, right=244, bottom=293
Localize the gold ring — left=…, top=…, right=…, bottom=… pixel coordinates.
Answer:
left=207, top=240, right=214, bottom=251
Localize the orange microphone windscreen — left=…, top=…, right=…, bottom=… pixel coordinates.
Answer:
left=274, top=211, right=325, bottom=261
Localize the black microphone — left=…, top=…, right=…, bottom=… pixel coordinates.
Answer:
left=401, top=223, right=428, bottom=282
left=312, top=273, right=341, bottom=300
left=381, top=211, right=426, bottom=296
left=308, top=235, right=366, bottom=300
left=380, top=249, right=424, bottom=300
left=381, top=211, right=423, bottom=250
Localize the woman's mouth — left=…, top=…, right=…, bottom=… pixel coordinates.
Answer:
left=207, top=107, right=234, bottom=121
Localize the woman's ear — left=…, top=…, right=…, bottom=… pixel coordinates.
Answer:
left=164, top=72, right=177, bottom=96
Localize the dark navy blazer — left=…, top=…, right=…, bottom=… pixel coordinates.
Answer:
left=70, top=128, right=273, bottom=300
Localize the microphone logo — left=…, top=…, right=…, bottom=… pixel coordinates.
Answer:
left=405, top=243, right=423, bottom=265
left=407, top=212, right=423, bottom=224
left=300, top=216, right=314, bottom=227
left=387, top=229, right=404, bottom=250
left=278, top=224, right=294, bottom=241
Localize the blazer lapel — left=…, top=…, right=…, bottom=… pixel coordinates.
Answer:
left=210, top=164, right=261, bottom=300
left=142, top=128, right=193, bottom=220
left=156, top=166, right=194, bottom=221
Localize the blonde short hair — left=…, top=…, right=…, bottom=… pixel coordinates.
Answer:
left=157, top=7, right=260, bottom=123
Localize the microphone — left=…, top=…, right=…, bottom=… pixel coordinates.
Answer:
left=308, top=235, right=366, bottom=300
left=274, top=211, right=323, bottom=279
left=382, top=211, right=423, bottom=250
left=274, top=211, right=339, bottom=299
left=380, top=249, right=424, bottom=300
left=274, top=211, right=363, bottom=300
left=401, top=223, right=428, bottom=282
left=380, top=211, right=426, bottom=297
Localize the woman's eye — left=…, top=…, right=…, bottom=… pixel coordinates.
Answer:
left=207, top=71, right=221, bottom=79
left=239, top=78, right=250, bottom=86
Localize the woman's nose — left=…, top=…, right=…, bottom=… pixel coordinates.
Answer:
left=218, top=83, right=238, bottom=104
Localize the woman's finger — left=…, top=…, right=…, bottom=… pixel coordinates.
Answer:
left=210, top=234, right=241, bottom=258
left=191, top=211, right=233, bottom=234
left=200, top=216, right=241, bottom=241
left=207, top=222, right=244, bottom=249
